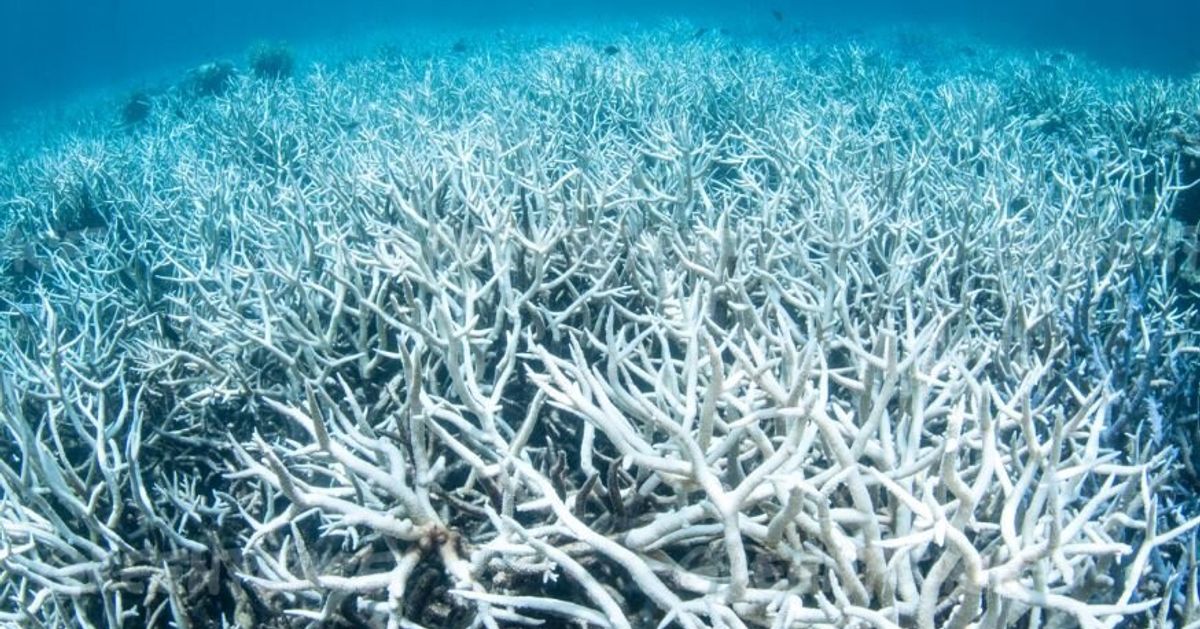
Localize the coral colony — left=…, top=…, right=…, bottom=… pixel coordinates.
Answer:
left=3, top=24, right=1200, bottom=629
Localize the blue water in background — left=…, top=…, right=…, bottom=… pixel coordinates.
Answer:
left=0, top=0, right=1198, bottom=118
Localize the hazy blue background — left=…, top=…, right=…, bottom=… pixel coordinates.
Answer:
left=1, top=0, right=1198, bottom=118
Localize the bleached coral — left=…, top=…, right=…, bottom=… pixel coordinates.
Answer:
left=2, top=24, right=1200, bottom=629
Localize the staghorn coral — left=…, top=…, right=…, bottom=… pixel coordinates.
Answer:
left=2, top=24, right=1200, bottom=629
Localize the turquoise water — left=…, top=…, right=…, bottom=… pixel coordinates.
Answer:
left=2, top=0, right=1198, bottom=117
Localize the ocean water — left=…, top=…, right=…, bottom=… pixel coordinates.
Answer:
left=3, top=1, right=1200, bottom=628
left=2, top=0, right=1199, bottom=117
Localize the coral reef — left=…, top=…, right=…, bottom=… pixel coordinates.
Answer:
left=2, top=25, right=1200, bottom=629
left=187, top=60, right=237, bottom=97
left=120, top=90, right=153, bottom=127
left=249, top=41, right=296, bottom=81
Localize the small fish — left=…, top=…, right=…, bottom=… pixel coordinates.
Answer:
left=771, top=8, right=784, bottom=22
left=603, top=44, right=620, bottom=56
